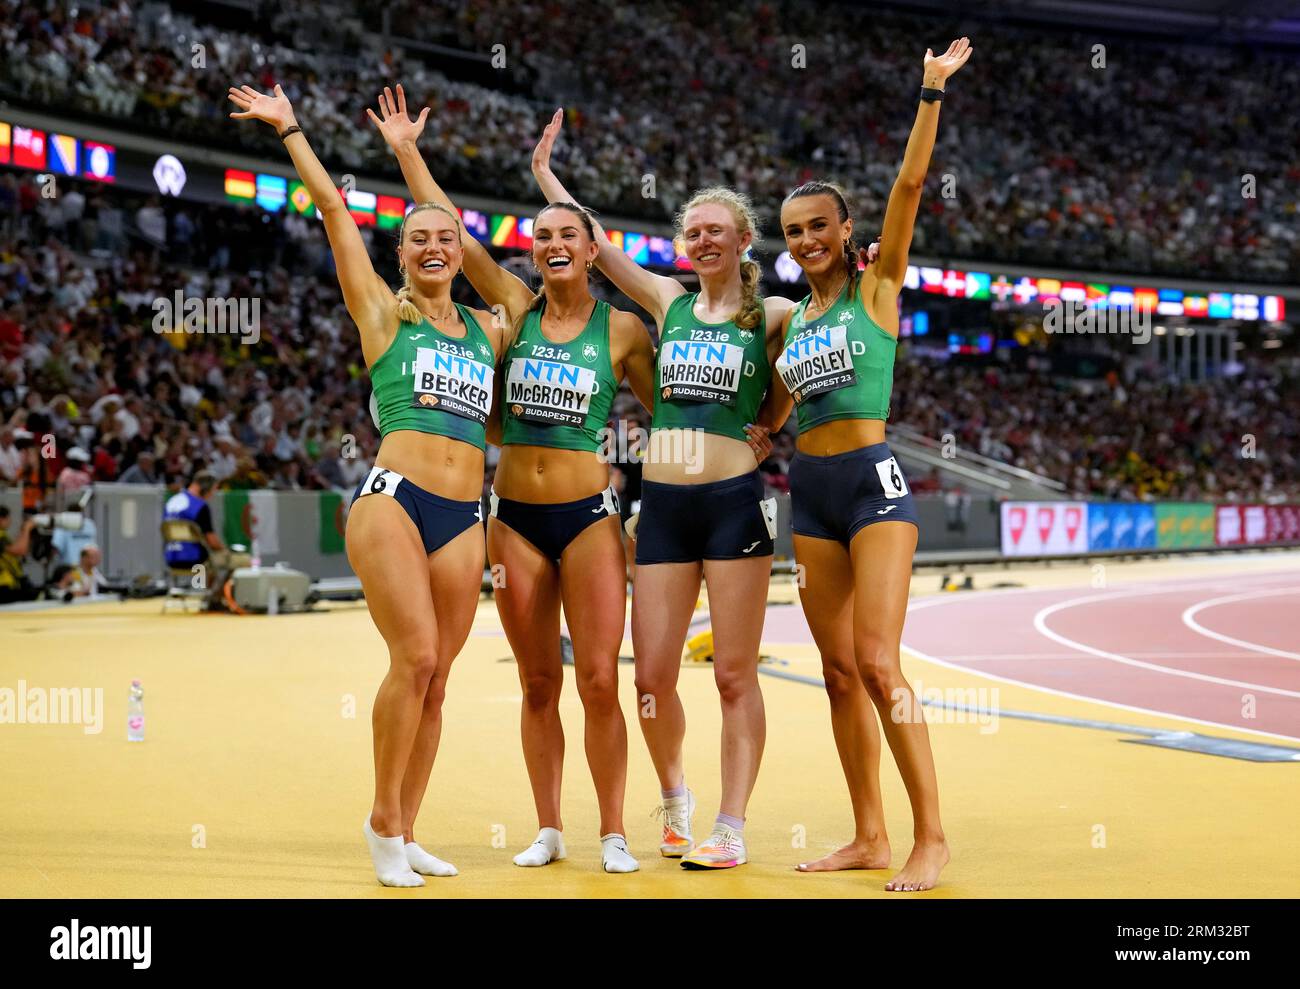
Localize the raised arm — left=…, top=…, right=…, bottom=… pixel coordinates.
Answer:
left=531, top=109, right=684, bottom=325
left=368, top=85, right=534, bottom=323
left=229, top=85, right=393, bottom=359
left=874, top=38, right=972, bottom=302
left=611, top=309, right=657, bottom=414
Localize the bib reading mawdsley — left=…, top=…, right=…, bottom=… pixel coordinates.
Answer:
left=775, top=321, right=859, bottom=405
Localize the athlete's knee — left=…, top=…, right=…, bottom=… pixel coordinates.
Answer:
left=391, top=645, right=439, bottom=690
left=575, top=667, right=619, bottom=711
left=855, top=638, right=901, bottom=700
left=519, top=668, right=563, bottom=711
left=633, top=665, right=677, bottom=702
left=821, top=655, right=860, bottom=700
left=422, top=668, right=449, bottom=710
left=713, top=662, right=759, bottom=706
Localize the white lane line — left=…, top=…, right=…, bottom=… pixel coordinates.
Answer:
left=1180, top=588, right=1300, bottom=662
left=898, top=641, right=1300, bottom=744
left=1032, top=592, right=1300, bottom=698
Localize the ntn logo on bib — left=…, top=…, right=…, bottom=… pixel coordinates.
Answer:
left=506, top=357, right=597, bottom=425
left=411, top=346, right=493, bottom=424
left=776, top=324, right=858, bottom=402
left=659, top=339, right=747, bottom=403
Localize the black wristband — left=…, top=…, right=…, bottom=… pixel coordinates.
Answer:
left=279, top=125, right=303, bottom=140
left=920, top=87, right=945, bottom=103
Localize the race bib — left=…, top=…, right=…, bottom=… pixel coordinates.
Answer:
left=411, top=346, right=493, bottom=425
left=658, top=338, right=747, bottom=405
left=760, top=497, right=778, bottom=540
left=776, top=323, right=857, bottom=405
left=875, top=457, right=908, bottom=499
left=505, top=357, right=597, bottom=426
left=360, top=466, right=403, bottom=498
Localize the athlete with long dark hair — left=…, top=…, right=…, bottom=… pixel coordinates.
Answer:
left=767, top=38, right=972, bottom=891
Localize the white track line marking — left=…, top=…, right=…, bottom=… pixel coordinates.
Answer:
left=1032, top=592, right=1300, bottom=697
left=898, top=642, right=1300, bottom=744
left=1180, top=588, right=1300, bottom=662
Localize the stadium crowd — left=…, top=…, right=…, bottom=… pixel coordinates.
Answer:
left=1, top=177, right=1297, bottom=517
left=2, top=0, right=1298, bottom=281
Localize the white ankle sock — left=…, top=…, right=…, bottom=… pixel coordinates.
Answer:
left=363, top=817, right=424, bottom=887
left=405, top=841, right=458, bottom=877
left=513, top=827, right=566, bottom=867
left=600, top=833, right=639, bottom=873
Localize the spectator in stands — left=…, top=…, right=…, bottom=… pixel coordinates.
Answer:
left=117, top=449, right=160, bottom=485
left=0, top=425, right=21, bottom=483
left=55, top=446, right=93, bottom=497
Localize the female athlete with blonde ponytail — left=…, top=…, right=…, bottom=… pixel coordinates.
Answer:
left=532, top=111, right=795, bottom=870
left=229, top=83, right=502, bottom=887
left=369, top=85, right=658, bottom=873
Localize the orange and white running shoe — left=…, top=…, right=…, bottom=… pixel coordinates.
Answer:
left=654, top=789, right=695, bottom=858
left=680, top=824, right=747, bottom=870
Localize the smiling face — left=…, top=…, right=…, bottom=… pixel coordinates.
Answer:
left=780, top=193, right=852, bottom=278
left=532, top=206, right=597, bottom=285
left=398, top=209, right=463, bottom=288
left=679, top=202, right=751, bottom=277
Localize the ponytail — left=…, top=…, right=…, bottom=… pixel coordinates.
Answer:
left=395, top=283, right=422, bottom=325
left=736, top=257, right=764, bottom=331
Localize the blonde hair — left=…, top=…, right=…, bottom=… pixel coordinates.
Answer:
left=395, top=202, right=462, bottom=324
left=673, top=186, right=764, bottom=332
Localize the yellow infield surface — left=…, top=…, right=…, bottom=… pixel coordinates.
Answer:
left=2, top=552, right=1297, bottom=899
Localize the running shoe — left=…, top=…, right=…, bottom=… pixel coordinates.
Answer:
left=680, top=824, right=747, bottom=869
left=653, top=789, right=695, bottom=858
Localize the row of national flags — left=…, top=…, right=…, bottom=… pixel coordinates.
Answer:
left=907, top=266, right=1284, bottom=320
left=0, top=122, right=115, bottom=180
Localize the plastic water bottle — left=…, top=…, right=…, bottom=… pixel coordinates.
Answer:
left=127, top=680, right=145, bottom=742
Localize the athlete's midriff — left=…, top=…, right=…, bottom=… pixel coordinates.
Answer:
left=796, top=418, right=887, bottom=457
left=643, top=428, right=757, bottom=484
left=373, top=429, right=485, bottom=501
left=494, top=444, right=611, bottom=503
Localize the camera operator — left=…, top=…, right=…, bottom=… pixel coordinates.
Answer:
left=0, top=504, right=38, bottom=604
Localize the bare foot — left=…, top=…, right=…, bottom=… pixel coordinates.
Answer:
left=884, top=838, right=950, bottom=891
left=797, top=838, right=891, bottom=872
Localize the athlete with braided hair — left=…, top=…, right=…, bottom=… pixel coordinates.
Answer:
left=531, top=111, right=797, bottom=870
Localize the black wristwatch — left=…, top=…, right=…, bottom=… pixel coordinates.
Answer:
left=920, top=87, right=945, bottom=103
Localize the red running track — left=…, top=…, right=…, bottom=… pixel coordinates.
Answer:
left=898, top=570, right=1300, bottom=742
